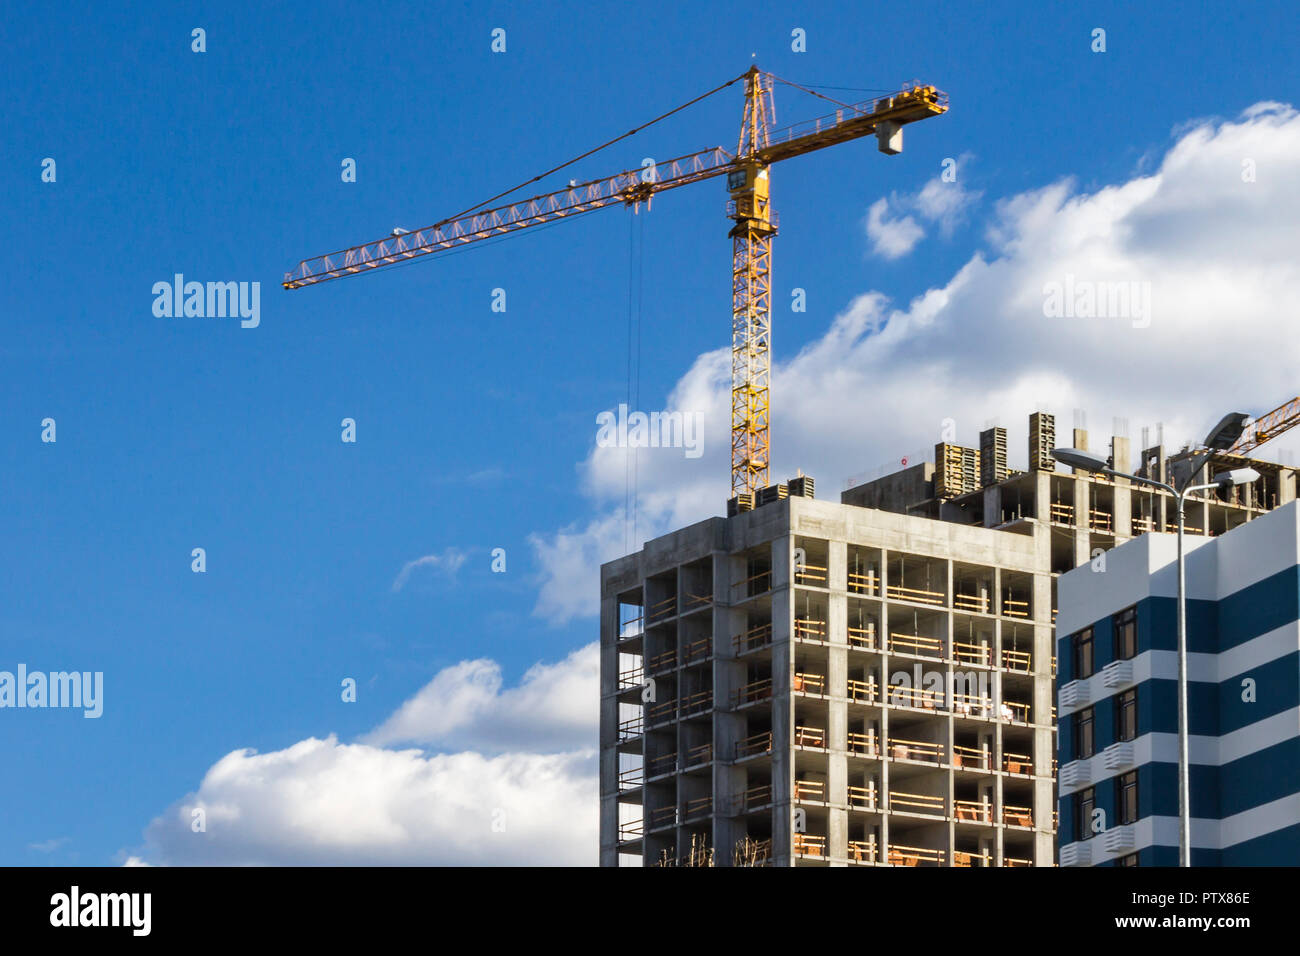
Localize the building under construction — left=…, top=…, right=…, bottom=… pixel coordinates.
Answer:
left=599, top=410, right=1300, bottom=866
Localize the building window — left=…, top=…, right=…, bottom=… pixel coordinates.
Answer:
left=1117, top=770, right=1139, bottom=825
left=1114, top=606, right=1138, bottom=660
left=1073, top=706, right=1095, bottom=760
left=1116, top=688, right=1138, bottom=742
left=1075, top=787, right=1096, bottom=840
left=1073, top=627, right=1095, bottom=680
left=1117, top=852, right=1139, bottom=867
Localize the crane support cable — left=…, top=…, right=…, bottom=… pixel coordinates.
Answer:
left=767, top=73, right=858, bottom=111
left=444, top=72, right=749, bottom=224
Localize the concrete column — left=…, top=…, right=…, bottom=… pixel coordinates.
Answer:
left=1280, top=468, right=1297, bottom=505
left=770, top=534, right=794, bottom=866
left=712, top=550, right=744, bottom=866
left=983, top=483, right=1002, bottom=528
left=826, top=539, right=848, bottom=863
left=599, top=591, right=622, bottom=867
left=1073, top=476, right=1092, bottom=568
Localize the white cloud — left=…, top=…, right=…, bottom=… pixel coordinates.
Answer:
left=131, top=645, right=599, bottom=866
left=364, top=642, right=597, bottom=752
left=28, top=837, right=69, bottom=853
left=865, top=196, right=925, bottom=259
left=391, top=547, right=467, bottom=591
left=864, top=156, right=982, bottom=258
left=139, top=739, right=596, bottom=866
left=530, top=101, right=1300, bottom=623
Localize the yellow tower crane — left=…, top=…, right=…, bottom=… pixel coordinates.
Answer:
left=285, top=66, right=948, bottom=503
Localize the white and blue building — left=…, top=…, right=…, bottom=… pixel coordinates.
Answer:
left=1056, top=499, right=1300, bottom=866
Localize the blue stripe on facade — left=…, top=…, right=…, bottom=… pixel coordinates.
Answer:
left=1058, top=553, right=1300, bottom=865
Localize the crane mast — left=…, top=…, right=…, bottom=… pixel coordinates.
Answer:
left=729, top=67, right=777, bottom=498
left=284, top=67, right=948, bottom=502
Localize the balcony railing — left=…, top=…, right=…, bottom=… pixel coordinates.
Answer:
left=848, top=785, right=878, bottom=810
left=647, top=648, right=677, bottom=672
left=1002, top=597, right=1030, bottom=619
left=1002, top=648, right=1032, bottom=672
left=889, top=738, right=944, bottom=764
left=953, top=849, right=991, bottom=867
left=951, top=744, right=991, bottom=770
left=847, top=732, right=879, bottom=757
left=735, top=732, right=772, bottom=759
left=647, top=594, right=677, bottom=624
left=888, top=632, right=945, bottom=658
left=733, top=678, right=772, bottom=707
left=848, top=840, right=877, bottom=863
left=886, top=583, right=946, bottom=606
left=848, top=624, right=878, bottom=649
left=848, top=570, right=880, bottom=596
left=736, top=784, right=772, bottom=813
left=793, top=779, right=826, bottom=802
left=618, top=613, right=644, bottom=641
left=792, top=671, right=826, bottom=695
left=618, top=766, right=644, bottom=790
left=1002, top=700, right=1031, bottom=723
left=793, top=725, right=826, bottom=749
left=682, top=637, right=710, bottom=664
left=685, top=742, right=713, bottom=766
left=683, top=795, right=712, bottom=820
left=794, top=563, right=828, bottom=587
left=617, top=715, right=644, bottom=741
left=1003, top=752, right=1033, bottom=775
left=847, top=678, right=878, bottom=704
left=618, top=664, right=645, bottom=689
left=953, top=641, right=992, bottom=666
left=618, top=820, right=643, bottom=841
left=887, top=844, right=944, bottom=867
left=951, top=692, right=993, bottom=718
left=734, top=568, right=772, bottom=598
left=1003, top=805, right=1034, bottom=828
left=1004, top=856, right=1033, bottom=867
left=890, top=790, right=945, bottom=817
left=887, top=684, right=942, bottom=711
left=648, top=805, right=676, bottom=829
left=733, top=622, right=773, bottom=655
left=794, top=618, right=828, bottom=641
left=682, top=590, right=712, bottom=612
left=646, top=752, right=676, bottom=777
left=680, top=689, right=712, bottom=718
left=953, top=593, right=990, bottom=614
left=646, top=699, right=675, bottom=723
left=793, top=833, right=827, bottom=858
left=953, top=799, right=992, bottom=823
left=1049, top=502, right=1074, bottom=524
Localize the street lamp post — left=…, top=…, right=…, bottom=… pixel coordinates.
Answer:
left=1054, top=412, right=1255, bottom=867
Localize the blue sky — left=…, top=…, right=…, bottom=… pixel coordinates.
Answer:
left=3, top=1, right=1298, bottom=864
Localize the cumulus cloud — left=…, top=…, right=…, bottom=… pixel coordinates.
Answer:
left=864, top=156, right=982, bottom=258
left=530, top=101, right=1300, bottom=623
left=364, top=643, right=597, bottom=752
left=865, top=196, right=925, bottom=259
left=391, top=547, right=467, bottom=591
left=140, top=739, right=596, bottom=866
left=131, top=645, right=598, bottom=866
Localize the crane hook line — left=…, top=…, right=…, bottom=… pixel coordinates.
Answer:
left=443, top=72, right=749, bottom=226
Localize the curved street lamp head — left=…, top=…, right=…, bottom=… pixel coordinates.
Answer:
left=1213, top=467, right=1261, bottom=485
left=1052, top=447, right=1110, bottom=473
left=1203, top=412, right=1251, bottom=451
